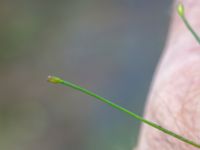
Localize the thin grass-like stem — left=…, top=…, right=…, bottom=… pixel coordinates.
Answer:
left=47, top=75, right=200, bottom=149
left=177, top=2, right=200, bottom=44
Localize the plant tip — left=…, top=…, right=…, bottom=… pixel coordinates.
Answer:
left=47, top=75, right=62, bottom=84
left=177, top=2, right=184, bottom=17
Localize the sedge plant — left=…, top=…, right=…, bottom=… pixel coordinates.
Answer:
left=48, top=2, right=200, bottom=149
left=177, top=2, right=200, bottom=44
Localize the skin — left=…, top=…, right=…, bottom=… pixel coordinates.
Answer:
left=136, top=1, right=200, bottom=150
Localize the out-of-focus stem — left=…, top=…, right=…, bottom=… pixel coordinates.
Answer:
left=177, top=2, right=200, bottom=44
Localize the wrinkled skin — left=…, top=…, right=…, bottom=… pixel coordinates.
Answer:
left=136, top=1, right=200, bottom=150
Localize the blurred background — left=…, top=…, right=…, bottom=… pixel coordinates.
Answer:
left=0, top=0, right=172, bottom=150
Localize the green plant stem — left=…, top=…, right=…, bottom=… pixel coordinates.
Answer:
left=181, top=15, right=200, bottom=44
left=177, top=2, right=200, bottom=45
left=48, top=76, right=200, bottom=149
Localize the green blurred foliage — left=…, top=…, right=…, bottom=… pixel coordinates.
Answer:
left=0, top=0, right=171, bottom=150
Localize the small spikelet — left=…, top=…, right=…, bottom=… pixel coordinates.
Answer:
left=177, top=2, right=184, bottom=17
left=47, top=75, right=62, bottom=84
